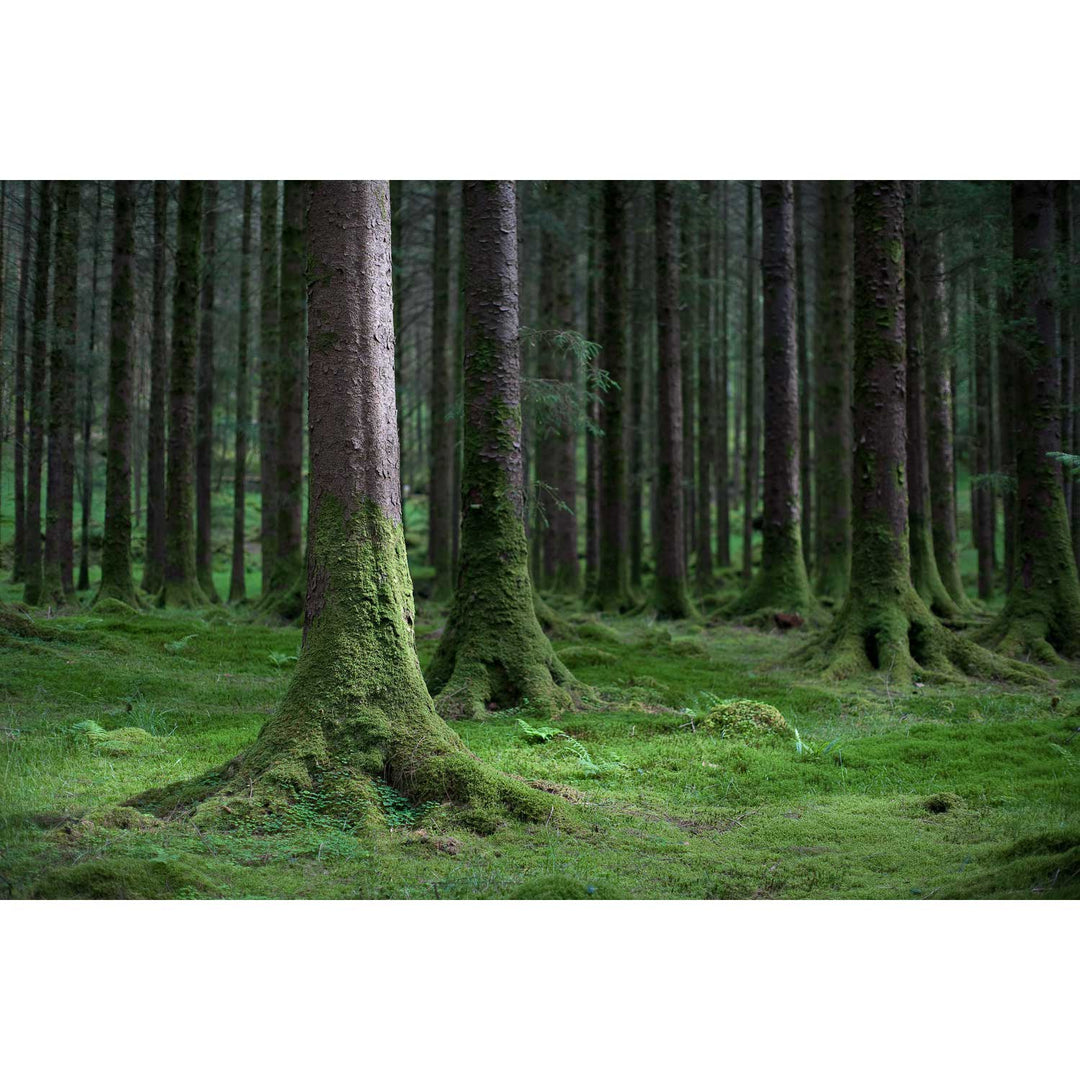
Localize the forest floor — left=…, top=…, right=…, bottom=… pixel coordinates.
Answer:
left=2, top=572, right=1079, bottom=900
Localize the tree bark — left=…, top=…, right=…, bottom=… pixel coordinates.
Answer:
left=716, top=181, right=731, bottom=568
left=426, top=181, right=574, bottom=720
left=11, top=183, right=33, bottom=585
left=258, top=181, right=280, bottom=595
left=695, top=181, right=714, bottom=592
left=96, top=181, right=139, bottom=608
left=732, top=181, right=812, bottom=617
left=974, top=268, right=995, bottom=600
left=79, top=183, right=103, bottom=593
left=795, top=182, right=813, bottom=569
left=23, top=181, right=52, bottom=606
left=741, top=182, right=759, bottom=585
left=229, top=181, right=254, bottom=604
left=161, top=181, right=206, bottom=607
left=584, top=189, right=601, bottom=597
left=629, top=183, right=650, bottom=587
left=680, top=188, right=697, bottom=573
left=652, top=181, right=695, bottom=618
left=42, top=182, right=80, bottom=605
left=979, top=182, right=1080, bottom=661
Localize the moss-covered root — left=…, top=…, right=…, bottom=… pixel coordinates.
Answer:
left=974, top=593, right=1080, bottom=666
left=532, top=590, right=577, bottom=641
left=797, top=587, right=1045, bottom=687
left=92, top=583, right=143, bottom=612
left=157, top=580, right=209, bottom=609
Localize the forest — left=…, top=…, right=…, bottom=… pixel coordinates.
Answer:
left=0, top=177, right=1077, bottom=902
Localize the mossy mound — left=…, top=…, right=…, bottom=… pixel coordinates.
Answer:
left=670, top=638, right=709, bottom=659
left=703, top=699, right=790, bottom=740
left=936, top=830, right=1080, bottom=899
left=76, top=724, right=161, bottom=758
left=92, top=597, right=139, bottom=617
left=575, top=621, right=621, bottom=646
left=511, top=874, right=623, bottom=900
left=628, top=675, right=669, bottom=693
left=31, top=856, right=218, bottom=899
left=556, top=645, right=617, bottom=667
left=923, top=791, right=966, bottom=814
left=0, top=606, right=73, bottom=644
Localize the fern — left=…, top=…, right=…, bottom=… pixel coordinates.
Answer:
left=517, top=719, right=623, bottom=776
left=164, top=634, right=198, bottom=654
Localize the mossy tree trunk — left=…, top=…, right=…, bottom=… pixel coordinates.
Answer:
left=161, top=180, right=207, bottom=608
left=732, top=181, right=812, bottom=618
left=79, top=183, right=103, bottom=593
left=96, top=181, right=139, bottom=608
left=904, top=183, right=959, bottom=618
left=427, top=180, right=455, bottom=601
left=695, top=180, right=714, bottom=593
left=11, top=183, right=32, bottom=585
left=229, top=181, right=254, bottom=604
left=42, top=181, right=80, bottom=606
left=141, top=181, right=169, bottom=596
left=426, top=181, right=574, bottom=720
left=584, top=189, right=601, bottom=597
left=813, top=181, right=852, bottom=599
left=973, top=268, right=996, bottom=600
left=741, top=181, right=759, bottom=585
left=794, top=181, right=813, bottom=571
left=978, top=181, right=1080, bottom=661
left=23, top=181, right=52, bottom=607
left=258, top=181, right=280, bottom=596
left=262, top=180, right=305, bottom=620
left=921, top=184, right=967, bottom=607
left=130, top=181, right=551, bottom=832
left=804, top=182, right=1032, bottom=686
left=596, top=180, right=633, bottom=611
left=195, top=181, right=221, bottom=603
left=629, top=183, right=651, bottom=587
left=680, top=187, right=697, bottom=575
left=652, top=181, right=695, bottom=618
left=716, top=180, right=731, bottom=568
left=1056, top=181, right=1074, bottom=517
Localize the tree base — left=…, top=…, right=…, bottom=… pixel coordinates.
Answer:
left=158, top=580, right=209, bottom=609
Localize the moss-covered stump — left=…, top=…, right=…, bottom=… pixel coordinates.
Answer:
left=702, top=699, right=791, bottom=740
left=31, top=856, right=218, bottom=899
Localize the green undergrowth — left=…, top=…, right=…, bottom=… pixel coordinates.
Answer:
left=1, top=597, right=1077, bottom=900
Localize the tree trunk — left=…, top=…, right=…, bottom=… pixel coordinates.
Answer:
left=904, top=183, right=959, bottom=618
left=1056, top=182, right=1074, bottom=516
left=42, top=182, right=80, bottom=605
left=805, top=182, right=1028, bottom=685
left=979, top=182, right=1080, bottom=661
left=79, top=183, right=103, bottom=593
left=584, top=190, right=601, bottom=597
left=96, top=181, right=139, bottom=608
left=680, top=188, right=697, bottom=573
left=426, top=181, right=574, bottom=720
left=974, top=268, right=995, bottom=600
left=230, top=181, right=254, bottom=604
left=427, top=180, right=455, bottom=601
left=652, top=181, right=695, bottom=618
left=11, top=183, right=33, bottom=585
left=742, top=182, right=759, bottom=585
left=595, top=180, right=632, bottom=611
left=732, top=181, right=812, bottom=618
left=795, top=181, right=813, bottom=570
left=695, top=181, right=714, bottom=592
left=258, top=181, right=280, bottom=595
left=813, top=181, right=852, bottom=599
left=716, top=181, right=731, bottom=568
left=262, top=180, right=306, bottom=620
left=194, top=181, right=220, bottom=602
left=161, top=181, right=206, bottom=607
left=629, top=183, right=650, bottom=588
left=130, top=181, right=551, bottom=833
left=23, top=181, right=52, bottom=607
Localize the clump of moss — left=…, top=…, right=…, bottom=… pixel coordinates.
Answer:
left=628, top=675, right=669, bottom=692
left=511, top=875, right=622, bottom=899
left=923, top=791, right=966, bottom=814
left=575, top=621, right=621, bottom=646
left=31, top=856, right=218, bottom=899
left=557, top=645, right=617, bottom=667
left=670, top=638, right=709, bottom=659
left=93, top=597, right=139, bottom=617
left=702, top=699, right=790, bottom=740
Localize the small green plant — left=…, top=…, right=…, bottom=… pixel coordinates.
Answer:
left=517, top=719, right=623, bottom=776
left=268, top=651, right=298, bottom=668
left=372, top=781, right=439, bottom=829
left=164, top=634, right=198, bottom=654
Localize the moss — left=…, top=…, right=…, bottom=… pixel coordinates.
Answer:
left=923, top=791, right=965, bottom=814
left=511, top=875, right=623, bottom=900
left=92, top=597, right=139, bottom=617
left=575, top=620, right=621, bottom=645
left=83, top=726, right=161, bottom=758
left=936, top=830, right=1080, bottom=900
left=557, top=645, right=617, bottom=667
left=0, top=606, right=73, bottom=643
left=703, top=699, right=790, bottom=740
left=670, top=638, right=709, bottom=659
left=31, top=856, right=218, bottom=899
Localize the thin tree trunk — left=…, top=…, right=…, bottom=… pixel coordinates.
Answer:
left=79, top=183, right=102, bottom=593
left=195, top=181, right=220, bottom=602
left=681, top=187, right=697, bottom=572
left=974, top=268, right=995, bottom=600
left=23, top=181, right=52, bottom=606
left=11, top=183, right=33, bottom=584
left=695, top=181, right=714, bottom=591
left=1057, top=182, right=1075, bottom=520
left=716, top=181, right=731, bottom=568
left=629, top=183, right=649, bottom=588
left=741, top=182, right=759, bottom=585
left=258, top=181, right=280, bottom=595
left=230, top=181, right=254, bottom=604
left=795, top=182, right=813, bottom=569
left=96, top=181, right=139, bottom=608
left=161, top=181, right=206, bottom=607
left=584, top=189, right=601, bottom=596
left=42, top=182, right=80, bottom=605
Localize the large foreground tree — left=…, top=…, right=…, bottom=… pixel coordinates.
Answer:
left=730, top=180, right=812, bottom=618
left=130, top=180, right=548, bottom=831
left=978, top=181, right=1080, bottom=660
left=426, top=180, right=574, bottom=719
left=803, top=181, right=1032, bottom=685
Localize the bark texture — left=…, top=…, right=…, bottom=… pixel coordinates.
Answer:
left=11, top=183, right=32, bottom=584
left=742, top=182, right=759, bottom=585
left=230, top=181, right=253, bottom=603
left=695, top=181, right=714, bottom=591
left=258, top=181, right=280, bottom=595
left=427, top=181, right=574, bottom=720
left=79, top=183, right=103, bottom=593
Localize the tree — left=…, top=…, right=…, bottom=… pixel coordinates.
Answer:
left=11, top=183, right=33, bottom=585
left=804, top=182, right=1028, bottom=684
left=741, top=182, right=759, bottom=585
left=229, top=181, right=254, bottom=604
left=595, top=180, right=633, bottom=611
left=258, top=181, right=280, bottom=595
left=695, top=181, right=714, bottom=592
left=426, top=181, right=574, bottom=719
left=904, top=182, right=959, bottom=617
left=730, top=180, right=812, bottom=617
left=161, top=180, right=206, bottom=607
left=195, top=180, right=221, bottom=603
left=973, top=266, right=996, bottom=600
left=95, top=180, right=139, bottom=608
left=978, top=181, right=1080, bottom=661
left=129, top=181, right=550, bottom=832
left=22, top=181, right=52, bottom=607
left=141, top=181, right=169, bottom=595
left=795, top=181, right=813, bottom=567
left=42, top=181, right=80, bottom=605
left=716, top=181, right=732, bottom=568
left=427, top=180, right=455, bottom=600
left=813, top=181, right=852, bottom=599
left=652, top=181, right=695, bottom=618
left=629, top=183, right=651, bottom=587
left=78, top=183, right=103, bottom=593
